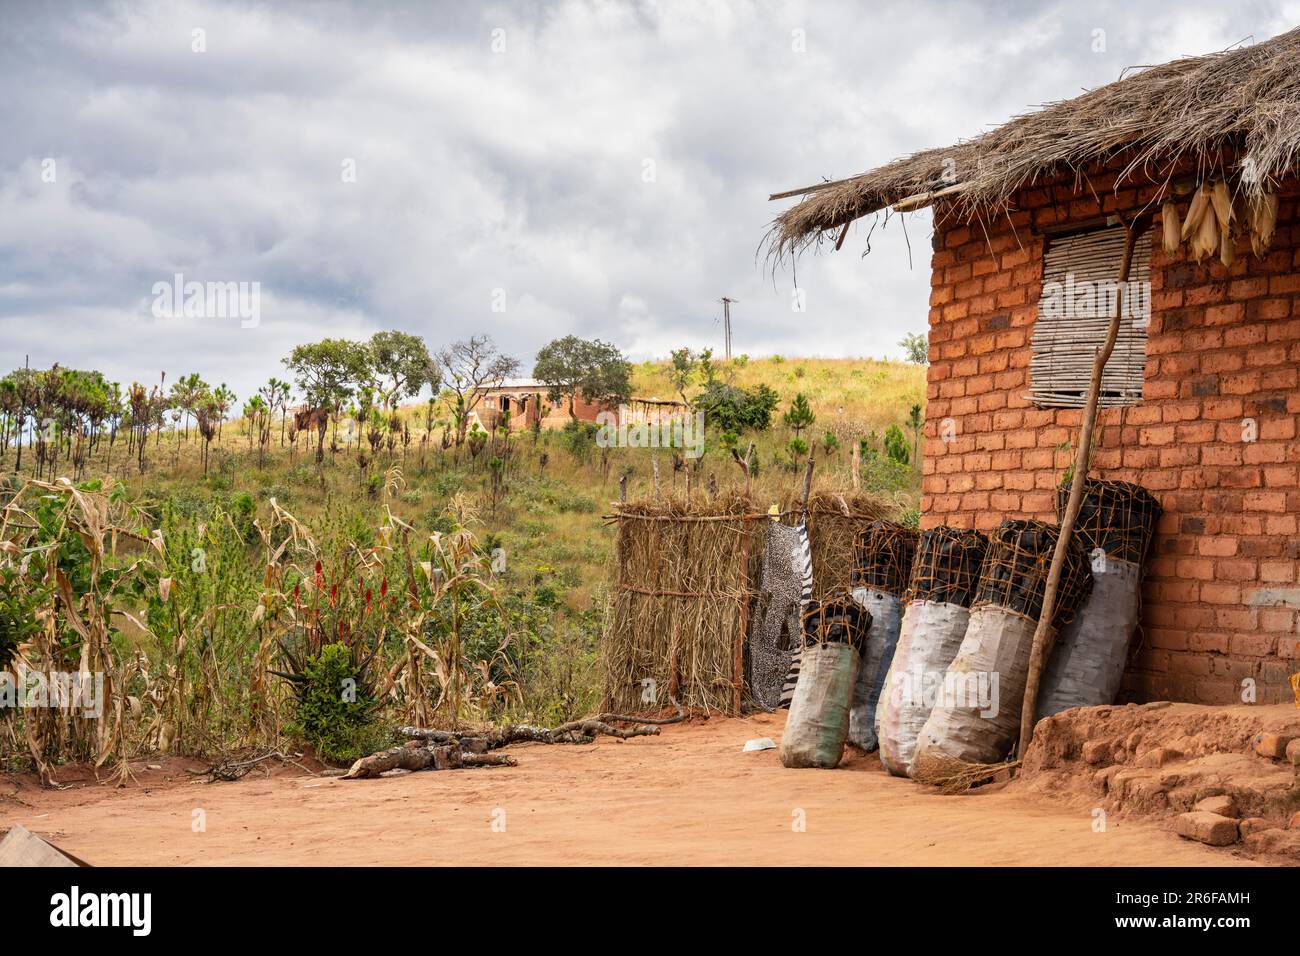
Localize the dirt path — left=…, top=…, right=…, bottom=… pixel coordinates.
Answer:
left=0, top=713, right=1255, bottom=866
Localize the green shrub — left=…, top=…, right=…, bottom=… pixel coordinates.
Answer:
left=434, top=473, right=461, bottom=497
left=561, top=420, right=599, bottom=460
left=427, top=510, right=459, bottom=534
left=787, top=435, right=809, bottom=468
left=884, top=424, right=910, bottom=465
left=287, top=643, right=385, bottom=765
left=0, top=563, right=44, bottom=670
left=554, top=491, right=596, bottom=514
left=693, top=381, right=779, bottom=434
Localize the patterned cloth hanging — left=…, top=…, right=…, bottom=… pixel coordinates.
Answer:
left=778, top=519, right=815, bottom=709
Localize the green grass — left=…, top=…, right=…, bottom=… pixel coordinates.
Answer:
left=5, top=354, right=926, bottom=610
left=0, top=354, right=926, bottom=757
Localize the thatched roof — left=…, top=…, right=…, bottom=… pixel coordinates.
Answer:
left=767, top=27, right=1300, bottom=261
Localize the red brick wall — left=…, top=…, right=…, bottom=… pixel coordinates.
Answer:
left=921, top=162, right=1300, bottom=705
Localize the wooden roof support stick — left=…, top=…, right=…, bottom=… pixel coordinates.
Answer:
left=1017, top=212, right=1150, bottom=760
left=851, top=441, right=861, bottom=491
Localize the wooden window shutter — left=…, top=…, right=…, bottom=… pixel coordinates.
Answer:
left=1027, top=225, right=1151, bottom=408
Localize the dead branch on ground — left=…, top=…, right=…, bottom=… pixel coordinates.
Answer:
left=342, top=742, right=516, bottom=779
left=344, top=705, right=684, bottom=780
left=190, top=749, right=320, bottom=783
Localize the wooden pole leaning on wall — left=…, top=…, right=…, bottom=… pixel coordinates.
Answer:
left=1017, top=213, right=1150, bottom=760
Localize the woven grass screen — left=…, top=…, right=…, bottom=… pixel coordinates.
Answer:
left=604, top=493, right=767, bottom=714
left=799, top=492, right=894, bottom=598
left=604, top=488, right=895, bottom=714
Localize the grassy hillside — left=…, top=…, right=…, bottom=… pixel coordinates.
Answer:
left=0, top=354, right=926, bottom=768
left=632, top=355, right=925, bottom=442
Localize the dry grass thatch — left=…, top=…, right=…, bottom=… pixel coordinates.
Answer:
left=603, top=492, right=766, bottom=714
left=910, top=749, right=1021, bottom=794
left=767, top=27, right=1300, bottom=260
left=799, top=491, right=894, bottom=599
left=603, top=489, right=895, bottom=713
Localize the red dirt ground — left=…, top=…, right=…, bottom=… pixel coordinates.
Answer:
left=0, top=710, right=1265, bottom=866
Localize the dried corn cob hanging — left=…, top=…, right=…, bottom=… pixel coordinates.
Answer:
left=1161, top=199, right=1181, bottom=256
left=1180, top=182, right=1210, bottom=242
left=1191, top=183, right=1220, bottom=261
left=1248, top=191, right=1279, bottom=257
left=1210, top=181, right=1236, bottom=267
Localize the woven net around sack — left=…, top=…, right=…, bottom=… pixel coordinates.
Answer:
left=800, top=596, right=871, bottom=653
left=799, top=492, right=893, bottom=599
left=906, top=527, right=990, bottom=608
left=850, top=520, right=919, bottom=595
left=1057, top=476, right=1162, bottom=565
left=973, top=519, right=1092, bottom=627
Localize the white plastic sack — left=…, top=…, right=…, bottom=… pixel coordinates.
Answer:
left=779, top=642, right=859, bottom=769
left=847, top=587, right=902, bottom=751
left=913, top=605, right=1037, bottom=767
left=876, top=599, right=972, bottom=777
left=1036, top=557, right=1142, bottom=720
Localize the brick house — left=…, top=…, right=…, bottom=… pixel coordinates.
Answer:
left=768, top=30, right=1300, bottom=704
left=470, top=379, right=600, bottom=433
left=472, top=379, right=688, bottom=433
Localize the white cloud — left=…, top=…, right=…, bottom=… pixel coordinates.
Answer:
left=0, top=0, right=1287, bottom=401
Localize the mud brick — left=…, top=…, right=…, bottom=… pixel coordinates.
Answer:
left=1174, top=811, right=1239, bottom=846
left=1253, top=732, right=1295, bottom=759
left=1194, top=794, right=1239, bottom=818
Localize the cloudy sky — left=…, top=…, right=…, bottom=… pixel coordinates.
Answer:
left=2, top=0, right=1296, bottom=401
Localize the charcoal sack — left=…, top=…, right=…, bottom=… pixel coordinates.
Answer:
left=1036, top=478, right=1160, bottom=718
left=779, top=598, right=870, bottom=769
left=846, top=521, right=917, bottom=751
left=877, top=527, right=988, bottom=776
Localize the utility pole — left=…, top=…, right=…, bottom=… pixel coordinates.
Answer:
left=719, top=296, right=737, bottom=360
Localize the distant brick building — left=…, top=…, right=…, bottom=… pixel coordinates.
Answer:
left=471, top=379, right=688, bottom=433
left=471, top=379, right=601, bottom=433
left=769, top=31, right=1300, bottom=704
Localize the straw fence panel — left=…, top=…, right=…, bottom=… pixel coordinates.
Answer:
left=603, top=489, right=896, bottom=714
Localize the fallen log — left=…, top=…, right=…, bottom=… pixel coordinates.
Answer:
left=347, top=709, right=672, bottom=781
left=396, top=699, right=688, bottom=744
left=342, top=742, right=516, bottom=779
left=397, top=720, right=661, bottom=749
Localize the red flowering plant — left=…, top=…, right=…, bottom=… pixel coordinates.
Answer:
left=270, top=549, right=402, bottom=701
left=251, top=502, right=410, bottom=751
